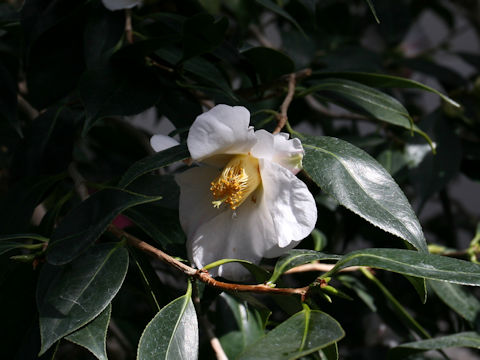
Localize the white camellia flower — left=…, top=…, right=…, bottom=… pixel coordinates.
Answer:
left=167, top=104, right=317, bottom=279
left=102, top=0, right=142, bottom=11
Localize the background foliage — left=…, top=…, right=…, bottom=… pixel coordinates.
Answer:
left=1, top=0, right=480, bottom=359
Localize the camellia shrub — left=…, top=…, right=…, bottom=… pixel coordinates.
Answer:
left=1, top=0, right=480, bottom=359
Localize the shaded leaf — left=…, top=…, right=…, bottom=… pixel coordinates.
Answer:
left=388, top=332, right=480, bottom=360
left=38, top=243, right=128, bottom=354
left=301, top=135, right=428, bottom=252
left=255, top=0, right=304, bottom=34
left=137, top=284, right=198, bottom=360
left=65, top=303, right=111, bottom=360
left=429, top=280, right=480, bottom=325
left=47, top=189, right=162, bottom=265
left=79, top=65, right=162, bottom=134
left=118, top=144, right=189, bottom=188
left=0, top=58, right=19, bottom=135
left=310, top=71, right=460, bottom=108
left=323, top=248, right=480, bottom=286
left=242, top=47, right=294, bottom=84
left=299, top=79, right=432, bottom=146
left=238, top=308, right=345, bottom=359
left=219, top=293, right=270, bottom=359
left=268, top=250, right=341, bottom=284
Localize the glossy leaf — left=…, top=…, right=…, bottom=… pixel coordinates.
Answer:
left=65, top=303, right=112, bottom=360
left=429, top=280, right=480, bottom=324
left=118, top=144, right=189, bottom=188
left=38, top=243, right=128, bottom=355
left=268, top=250, right=341, bottom=284
left=47, top=189, right=162, bottom=265
left=301, top=135, right=428, bottom=252
left=322, top=248, right=480, bottom=286
left=137, top=284, right=198, bottom=360
left=299, top=79, right=432, bottom=146
left=388, top=332, right=480, bottom=360
left=310, top=71, right=460, bottom=107
left=238, top=308, right=345, bottom=359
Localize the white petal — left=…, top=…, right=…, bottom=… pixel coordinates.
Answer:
left=187, top=105, right=256, bottom=161
left=259, top=160, right=317, bottom=257
left=252, top=130, right=304, bottom=174
left=150, top=134, right=180, bottom=152
left=189, top=188, right=277, bottom=279
left=102, top=0, right=141, bottom=10
left=175, top=166, right=222, bottom=240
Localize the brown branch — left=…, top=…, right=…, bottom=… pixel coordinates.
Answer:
left=273, top=73, right=296, bottom=134
left=108, top=224, right=310, bottom=300
left=284, top=263, right=362, bottom=274
left=125, top=9, right=133, bottom=44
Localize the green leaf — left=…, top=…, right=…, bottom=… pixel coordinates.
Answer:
left=46, top=189, right=162, bottom=265
left=0, top=233, right=46, bottom=255
left=268, top=250, right=341, bottom=284
left=0, top=233, right=48, bottom=242
left=310, top=71, right=460, bottom=108
left=429, top=280, right=480, bottom=325
left=137, top=283, right=198, bottom=360
left=79, top=65, right=162, bottom=134
left=242, top=47, right=294, bottom=84
left=301, top=135, right=428, bottom=252
left=238, top=309, right=345, bottom=359
left=322, top=248, right=480, bottom=286
left=255, top=0, right=304, bottom=35
left=65, top=303, right=111, bottom=360
left=364, top=0, right=380, bottom=23
left=38, top=243, right=128, bottom=355
left=118, top=144, right=189, bottom=188
left=388, top=332, right=480, bottom=360
left=182, top=13, right=228, bottom=60
left=319, top=343, right=339, bottom=360
left=299, top=79, right=433, bottom=146
left=219, top=293, right=270, bottom=359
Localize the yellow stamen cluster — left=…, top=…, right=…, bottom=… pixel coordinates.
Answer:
left=210, top=154, right=261, bottom=210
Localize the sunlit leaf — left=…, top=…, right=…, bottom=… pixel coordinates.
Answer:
left=238, top=308, right=344, bottom=359
left=300, top=135, right=428, bottom=252
left=137, top=283, right=198, bottom=360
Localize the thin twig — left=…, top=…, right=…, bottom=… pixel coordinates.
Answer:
left=284, top=263, right=362, bottom=274
left=273, top=73, right=296, bottom=134
left=125, top=9, right=133, bottom=44
left=108, top=224, right=311, bottom=300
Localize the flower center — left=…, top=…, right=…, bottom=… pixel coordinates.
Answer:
left=210, top=154, right=261, bottom=210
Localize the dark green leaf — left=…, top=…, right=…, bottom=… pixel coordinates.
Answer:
left=219, top=293, right=270, bottom=359
left=65, top=303, right=111, bottom=360
left=320, top=342, right=339, bottom=360
left=255, top=0, right=304, bottom=34
left=238, top=309, right=345, bottom=359
left=0, top=233, right=47, bottom=255
left=388, top=332, right=480, bottom=360
left=323, top=248, right=480, bottom=286
left=46, top=189, right=162, bottom=265
left=268, top=250, right=341, bottom=284
left=301, top=135, right=428, bottom=252
left=182, top=13, right=228, bottom=60
left=0, top=175, right=63, bottom=234
left=118, top=144, right=189, bottom=188
left=310, top=71, right=460, bottom=108
left=0, top=59, right=19, bottom=135
left=137, top=285, right=198, bottom=360
left=429, top=280, right=480, bottom=325
left=299, top=79, right=432, bottom=146
left=0, top=241, right=24, bottom=255
left=0, top=233, right=48, bottom=242
left=38, top=243, right=128, bottom=354
left=79, top=65, right=162, bottom=134
left=242, top=47, right=294, bottom=84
